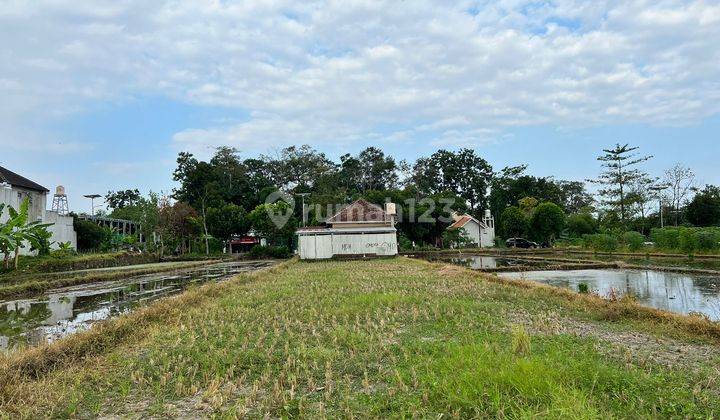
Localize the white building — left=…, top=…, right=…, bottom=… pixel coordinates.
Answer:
left=0, top=165, right=77, bottom=255
left=447, top=210, right=495, bottom=248
left=296, top=199, right=398, bottom=260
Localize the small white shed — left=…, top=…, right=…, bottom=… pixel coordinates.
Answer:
left=297, top=199, right=398, bottom=260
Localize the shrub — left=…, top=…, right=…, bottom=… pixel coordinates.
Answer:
left=582, top=234, right=618, bottom=252
left=622, top=231, right=645, bottom=252
left=73, top=220, right=107, bottom=251
left=697, top=231, right=719, bottom=251
left=566, top=213, right=597, bottom=237
left=678, top=228, right=699, bottom=254
left=650, top=228, right=680, bottom=250
left=578, top=283, right=589, bottom=293
left=248, top=245, right=291, bottom=259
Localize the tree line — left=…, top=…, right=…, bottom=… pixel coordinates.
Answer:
left=72, top=143, right=718, bottom=254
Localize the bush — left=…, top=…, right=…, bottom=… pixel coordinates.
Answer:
left=248, top=245, right=291, bottom=259
left=74, top=219, right=107, bottom=251
left=679, top=228, right=699, bottom=254
left=582, top=234, right=618, bottom=252
left=650, top=228, right=680, bottom=250
left=566, top=213, right=597, bottom=237
left=697, top=231, right=719, bottom=251
left=622, top=231, right=645, bottom=252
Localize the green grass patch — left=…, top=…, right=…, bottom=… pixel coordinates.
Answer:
left=1, top=258, right=719, bottom=418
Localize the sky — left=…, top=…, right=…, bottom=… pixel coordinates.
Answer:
left=1, top=0, right=718, bottom=213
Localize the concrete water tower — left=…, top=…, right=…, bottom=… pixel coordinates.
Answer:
left=51, top=185, right=69, bottom=215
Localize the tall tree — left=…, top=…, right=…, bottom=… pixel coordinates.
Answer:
left=105, top=189, right=141, bottom=210
left=686, top=185, right=720, bottom=226
left=589, top=143, right=652, bottom=225
left=663, top=163, right=696, bottom=226
left=412, top=149, right=492, bottom=214
left=264, top=145, right=336, bottom=191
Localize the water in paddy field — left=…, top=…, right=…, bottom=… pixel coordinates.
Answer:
left=438, top=255, right=550, bottom=270
left=498, top=269, right=720, bottom=321
left=0, top=261, right=275, bottom=351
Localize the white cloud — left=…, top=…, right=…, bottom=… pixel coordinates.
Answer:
left=1, top=0, right=719, bottom=153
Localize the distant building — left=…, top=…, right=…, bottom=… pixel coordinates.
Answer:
left=296, top=199, right=398, bottom=259
left=228, top=231, right=267, bottom=253
left=447, top=210, right=495, bottom=248
left=0, top=165, right=77, bottom=255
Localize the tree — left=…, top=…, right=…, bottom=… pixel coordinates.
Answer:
left=74, top=219, right=107, bottom=252
left=625, top=174, right=658, bottom=234
left=248, top=201, right=298, bottom=247
left=589, top=143, right=652, bottom=225
left=206, top=204, right=250, bottom=242
left=663, top=163, right=696, bottom=226
left=105, top=189, right=141, bottom=210
left=566, top=213, right=597, bottom=237
left=686, top=185, right=720, bottom=226
left=157, top=201, right=198, bottom=256
left=264, top=145, right=335, bottom=191
left=500, top=206, right=529, bottom=238
left=529, top=202, right=565, bottom=244
left=0, top=198, right=53, bottom=268
left=412, top=149, right=492, bottom=214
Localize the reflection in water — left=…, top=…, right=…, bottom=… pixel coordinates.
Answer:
left=0, top=261, right=274, bottom=351
left=432, top=256, right=546, bottom=270
left=498, top=269, right=720, bottom=320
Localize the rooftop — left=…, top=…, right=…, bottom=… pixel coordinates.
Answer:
left=0, top=165, right=49, bottom=193
left=326, top=199, right=390, bottom=224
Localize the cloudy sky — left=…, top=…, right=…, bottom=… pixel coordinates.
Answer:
left=1, top=0, right=718, bottom=211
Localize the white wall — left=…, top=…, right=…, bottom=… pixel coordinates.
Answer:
left=45, top=211, right=78, bottom=251
left=298, top=231, right=398, bottom=260
left=1, top=183, right=77, bottom=255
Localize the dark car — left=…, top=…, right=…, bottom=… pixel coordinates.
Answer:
left=505, top=237, right=539, bottom=249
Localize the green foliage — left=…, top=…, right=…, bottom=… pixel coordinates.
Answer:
left=248, top=245, right=291, bottom=259
left=206, top=204, right=249, bottom=241
left=0, top=198, right=55, bottom=269
left=697, top=231, right=719, bottom=251
left=413, top=148, right=493, bottom=213
left=582, top=234, right=619, bottom=252
left=685, top=185, right=720, bottom=227
left=578, top=283, right=589, bottom=293
left=442, top=228, right=473, bottom=248
left=622, top=231, right=645, bottom=251
left=500, top=206, right=528, bottom=238
left=678, top=229, right=699, bottom=254
left=650, top=228, right=680, bottom=250
left=247, top=201, right=298, bottom=247
left=74, top=219, right=107, bottom=252
left=566, top=213, right=597, bottom=237
left=589, top=143, right=652, bottom=224
left=397, top=233, right=413, bottom=251
left=529, top=202, right=565, bottom=244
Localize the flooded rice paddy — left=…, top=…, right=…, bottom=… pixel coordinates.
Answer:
left=426, top=255, right=550, bottom=270
left=498, top=269, right=720, bottom=320
left=427, top=253, right=720, bottom=321
left=0, top=261, right=274, bottom=351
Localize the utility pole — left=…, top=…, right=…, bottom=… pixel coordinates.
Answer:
left=295, top=193, right=310, bottom=227
left=649, top=184, right=670, bottom=228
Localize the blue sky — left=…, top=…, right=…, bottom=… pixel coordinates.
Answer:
left=1, top=1, right=718, bottom=212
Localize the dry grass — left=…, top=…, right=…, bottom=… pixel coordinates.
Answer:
left=1, top=257, right=719, bottom=418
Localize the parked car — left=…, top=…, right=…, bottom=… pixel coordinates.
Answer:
left=505, top=238, right=539, bottom=249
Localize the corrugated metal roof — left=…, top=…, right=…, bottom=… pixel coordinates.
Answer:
left=0, top=165, right=49, bottom=193
left=447, top=214, right=486, bottom=230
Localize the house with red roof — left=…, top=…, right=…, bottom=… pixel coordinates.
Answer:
left=296, top=199, right=398, bottom=259
left=446, top=210, right=496, bottom=248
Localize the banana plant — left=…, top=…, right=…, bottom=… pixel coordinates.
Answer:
left=0, top=198, right=54, bottom=269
